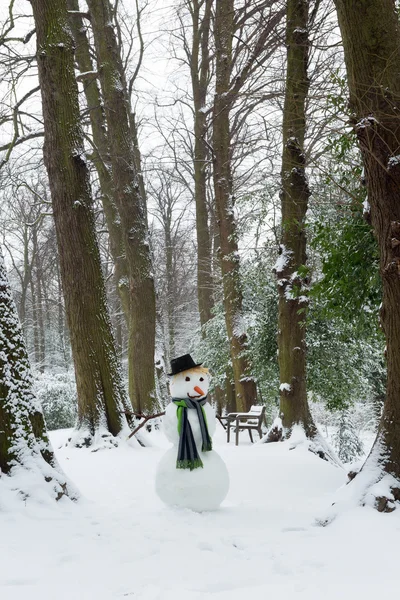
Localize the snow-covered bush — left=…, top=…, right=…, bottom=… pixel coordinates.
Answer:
left=32, top=371, right=77, bottom=431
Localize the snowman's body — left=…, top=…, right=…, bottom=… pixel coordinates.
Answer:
left=155, top=367, right=229, bottom=512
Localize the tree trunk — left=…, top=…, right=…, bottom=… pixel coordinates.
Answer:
left=0, top=249, right=70, bottom=501
left=165, top=220, right=176, bottom=362
left=31, top=223, right=45, bottom=372
left=36, top=263, right=46, bottom=372
left=334, top=0, right=400, bottom=510
left=19, top=224, right=32, bottom=336
left=273, top=0, right=317, bottom=439
left=190, top=0, right=214, bottom=327
left=213, top=0, right=257, bottom=412
left=31, top=0, right=131, bottom=445
left=86, top=0, right=157, bottom=414
left=56, top=262, right=69, bottom=366
left=67, top=0, right=131, bottom=324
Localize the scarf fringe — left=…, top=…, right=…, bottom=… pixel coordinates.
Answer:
left=202, top=440, right=212, bottom=452
left=176, top=458, right=203, bottom=471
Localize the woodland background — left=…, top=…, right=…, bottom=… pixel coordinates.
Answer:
left=0, top=0, right=392, bottom=474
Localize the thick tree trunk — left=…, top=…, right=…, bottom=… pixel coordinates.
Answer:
left=67, top=1, right=130, bottom=324
left=0, top=249, right=70, bottom=500
left=334, top=0, right=400, bottom=510
left=86, top=0, right=157, bottom=414
left=31, top=0, right=131, bottom=445
left=190, top=0, right=214, bottom=327
left=213, top=0, right=257, bottom=412
left=273, top=0, right=317, bottom=439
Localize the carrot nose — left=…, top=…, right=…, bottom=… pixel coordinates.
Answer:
left=194, top=385, right=205, bottom=396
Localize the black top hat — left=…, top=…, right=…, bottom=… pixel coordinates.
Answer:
left=168, top=354, right=202, bottom=376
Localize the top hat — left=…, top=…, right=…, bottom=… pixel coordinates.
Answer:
left=168, top=354, right=202, bottom=376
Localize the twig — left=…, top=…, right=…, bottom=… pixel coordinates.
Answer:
left=123, top=411, right=165, bottom=440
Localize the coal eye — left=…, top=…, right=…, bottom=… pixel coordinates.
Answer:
left=199, top=377, right=204, bottom=382
left=185, top=376, right=190, bottom=381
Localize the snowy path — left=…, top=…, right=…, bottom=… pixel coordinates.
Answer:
left=1, top=425, right=399, bottom=600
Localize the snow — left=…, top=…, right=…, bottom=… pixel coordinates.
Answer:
left=388, top=155, right=400, bottom=168
left=280, top=382, right=292, bottom=392
left=1, top=425, right=400, bottom=599
left=274, top=244, right=292, bottom=274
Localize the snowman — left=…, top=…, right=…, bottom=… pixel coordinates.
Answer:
left=155, top=354, right=230, bottom=511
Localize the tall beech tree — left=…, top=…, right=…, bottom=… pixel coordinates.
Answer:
left=86, top=0, right=157, bottom=414
left=212, top=0, right=256, bottom=411
left=212, top=0, right=284, bottom=411
left=67, top=0, right=130, bottom=325
left=0, top=249, right=70, bottom=501
left=30, top=0, right=131, bottom=445
left=185, top=0, right=214, bottom=328
left=272, top=0, right=318, bottom=440
left=334, top=0, right=400, bottom=510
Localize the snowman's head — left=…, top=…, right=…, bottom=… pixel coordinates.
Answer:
left=169, top=367, right=210, bottom=400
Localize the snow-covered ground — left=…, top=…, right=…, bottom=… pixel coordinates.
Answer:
left=1, top=424, right=399, bottom=600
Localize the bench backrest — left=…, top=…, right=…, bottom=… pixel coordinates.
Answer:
left=246, top=405, right=265, bottom=423
left=249, top=405, right=264, bottom=415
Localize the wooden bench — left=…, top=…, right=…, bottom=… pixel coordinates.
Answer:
left=225, top=405, right=266, bottom=446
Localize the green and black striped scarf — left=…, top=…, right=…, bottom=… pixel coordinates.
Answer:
left=172, top=397, right=213, bottom=470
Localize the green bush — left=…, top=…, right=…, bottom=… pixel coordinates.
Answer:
left=33, top=371, right=78, bottom=431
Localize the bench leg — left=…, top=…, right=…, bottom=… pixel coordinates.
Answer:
left=258, top=428, right=262, bottom=440
left=227, top=422, right=230, bottom=443
left=236, top=424, right=239, bottom=446
left=248, top=429, right=254, bottom=443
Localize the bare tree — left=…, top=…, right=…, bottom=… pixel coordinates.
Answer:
left=212, top=0, right=284, bottom=411
left=86, top=0, right=158, bottom=414
left=30, top=0, right=132, bottom=446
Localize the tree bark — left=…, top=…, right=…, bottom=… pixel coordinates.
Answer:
left=334, top=0, right=400, bottom=510
left=190, top=0, right=214, bottom=327
left=86, top=0, right=157, bottom=414
left=67, top=0, right=130, bottom=324
left=30, top=223, right=45, bottom=372
left=213, top=0, right=257, bottom=412
left=31, top=0, right=131, bottom=444
left=273, top=0, right=317, bottom=439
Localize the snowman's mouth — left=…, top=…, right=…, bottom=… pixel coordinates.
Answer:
left=187, top=393, right=202, bottom=399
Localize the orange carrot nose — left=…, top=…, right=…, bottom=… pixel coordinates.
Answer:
left=194, top=385, right=205, bottom=396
